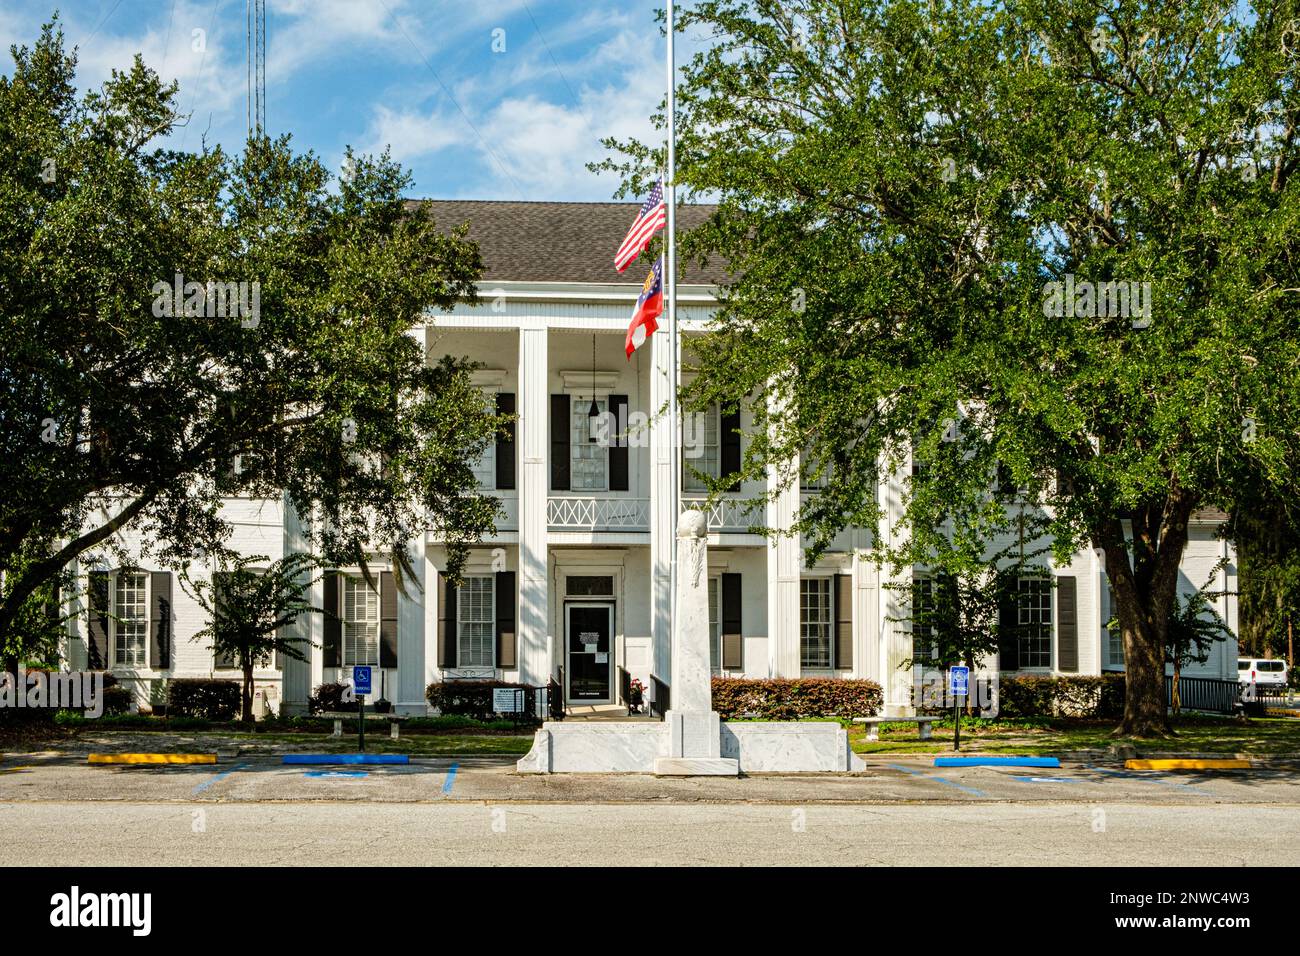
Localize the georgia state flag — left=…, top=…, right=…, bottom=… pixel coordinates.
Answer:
left=625, top=258, right=663, bottom=358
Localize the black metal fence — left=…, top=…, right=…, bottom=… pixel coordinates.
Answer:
left=550, top=668, right=565, bottom=721
left=1165, top=675, right=1239, bottom=715
left=650, top=673, right=670, bottom=719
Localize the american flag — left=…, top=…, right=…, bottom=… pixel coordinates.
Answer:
left=614, top=179, right=667, bottom=273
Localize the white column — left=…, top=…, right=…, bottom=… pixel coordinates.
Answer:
left=396, top=540, right=426, bottom=713
left=649, top=330, right=674, bottom=681
left=518, top=320, right=551, bottom=687
left=878, top=454, right=912, bottom=714
left=280, top=495, right=314, bottom=714
left=766, top=457, right=801, bottom=677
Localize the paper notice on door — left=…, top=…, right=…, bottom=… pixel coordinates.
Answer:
left=595, top=652, right=608, bottom=663
left=584, top=643, right=597, bottom=654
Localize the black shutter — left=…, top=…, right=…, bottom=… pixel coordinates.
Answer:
left=379, top=571, right=398, bottom=668
left=437, top=572, right=458, bottom=668
left=834, top=574, right=853, bottom=669
left=1057, top=575, right=1078, bottom=672
left=149, top=571, right=172, bottom=670
left=87, top=571, right=109, bottom=670
left=495, top=571, right=517, bottom=669
left=496, top=392, right=516, bottom=490
left=998, top=580, right=1021, bottom=671
left=721, top=406, right=741, bottom=492
left=609, top=394, right=629, bottom=491
left=213, top=571, right=236, bottom=669
left=721, top=573, right=743, bottom=670
left=550, top=394, right=570, bottom=490
left=322, top=571, right=341, bottom=668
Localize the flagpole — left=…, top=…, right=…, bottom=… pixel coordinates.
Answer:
left=665, top=0, right=678, bottom=675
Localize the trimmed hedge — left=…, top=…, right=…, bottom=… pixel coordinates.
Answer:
left=711, top=677, right=883, bottom=720
left=166, top=678, right=241, bottom=720
left=425, top=680, right=538, bottom=720
left=308, top=682, right=355, bottom=714
left=996, top=674, right=1126, bottom=719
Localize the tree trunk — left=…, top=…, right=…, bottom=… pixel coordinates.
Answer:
left=242, top=662, right=255, bottom=724
left=1171, top=659, right=1181, bottom=715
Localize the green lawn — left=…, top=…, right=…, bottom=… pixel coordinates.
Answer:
left=850, top=715, right=1300, bottom=756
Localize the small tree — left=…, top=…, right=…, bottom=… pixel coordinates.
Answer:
left=182, top=553, right=321, bottom=722
left=1165, top=567, right=1233, bottom=715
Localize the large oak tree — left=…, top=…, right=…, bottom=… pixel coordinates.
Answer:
left=601, top=0, right=1300, bottom=735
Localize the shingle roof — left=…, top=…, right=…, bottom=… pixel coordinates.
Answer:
left=407, top=199, right=728, bottom=285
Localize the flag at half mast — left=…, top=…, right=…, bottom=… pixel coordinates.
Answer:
left=625, top=258, right=663, bottom=358
left=614, top=179, right=666, bottom=272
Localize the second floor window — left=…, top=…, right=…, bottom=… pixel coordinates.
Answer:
left=684, top=403, right=720, bottom=492
left=343, top=576, right=379, bottom=666
left=571, top=396, right=608, bottom=491
left=458, top=576, right=495, bottom=667
left=114, top=572, right=148, bottom=667
left=800, top=577, right=833, bottom=668
left=470, top=393, right=497, bottom=489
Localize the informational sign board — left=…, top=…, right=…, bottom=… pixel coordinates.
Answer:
left=352, top=665, right=373, bottom=696
left=493, top=688, right=523, bottom=713
left=949, top=666, right=970, bottom=696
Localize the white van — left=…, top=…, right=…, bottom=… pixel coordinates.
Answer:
left=1238, top=658, right=1289, bottom=691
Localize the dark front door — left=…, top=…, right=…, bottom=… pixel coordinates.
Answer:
left=567, top=603, right=612, bottom=702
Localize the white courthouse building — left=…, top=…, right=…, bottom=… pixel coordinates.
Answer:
left=62, top=201, right=1240, bottom=716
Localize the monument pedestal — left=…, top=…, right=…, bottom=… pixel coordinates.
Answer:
left=654, top=710, right=738, bottom=776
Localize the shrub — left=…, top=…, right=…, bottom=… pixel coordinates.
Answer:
left=711, top=677, right=883, bottom=720
left=996, top=674, right=1126, bottom=719
left=100, top=684, right=134, bottom=717
left=166, top=678, right=241, bottom=720
left=307, top=682, right=355, bottom=714
left=425, top=680, right=538, bottom=721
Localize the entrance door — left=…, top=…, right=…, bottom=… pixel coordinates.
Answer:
left=567, top=603, right=613, bottom=703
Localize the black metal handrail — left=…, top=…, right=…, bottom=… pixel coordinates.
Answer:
left=551, top=667, right=565, bottom=721
left=618, top=666, right=632, bottom=715
left=1165, top=675, right=1238, bottom=714
left=650, top=673, right=670, bottom=719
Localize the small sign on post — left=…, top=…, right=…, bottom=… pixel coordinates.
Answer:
left=949, top=666, right=970, bottom=752
left=353, top=666, right=372, bottom=751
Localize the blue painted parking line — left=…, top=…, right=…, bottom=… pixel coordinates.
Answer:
left=283, top=754, right=409, bottom=765
left=304, top=770, right=368, bottom=778
left=935, top=756, right=1060, bottom=768
left=1011, top=775, right=1086, bottom=784
left=192, top=763, right=249, bottom=795
left=1084, top=765, right=1215, bottom=795
left=442, top=762, right=459, bottom=795
left=887, top=763, right=987, bottom=797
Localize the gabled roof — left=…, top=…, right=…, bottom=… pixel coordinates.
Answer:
left=406, top=199, right=728, bottom=286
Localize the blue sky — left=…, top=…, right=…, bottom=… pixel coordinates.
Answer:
left=1, top=0, right=677, bottom=200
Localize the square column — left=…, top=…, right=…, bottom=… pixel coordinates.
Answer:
left=766, top=458, right=801, bottom=677
left=648, top=328, right=675, bottom=681
left=517, top=321, right=551, bottom=687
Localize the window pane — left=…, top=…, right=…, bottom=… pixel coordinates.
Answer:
left=709, top=577, right=720, bottom=672
left=114, top=572, right=148, bottom=667
left=1105, top=579, right=1124, bottom=665
left=343, top=576, right=379, bottom=666
left=912, top=575, right=938, bottom=662
left=565, top=575, right=614, bottom=596
left=684, top=404, right=720, bottom=492
left=458, top=576, right=495, bottom=667
left=1017, top=578, right=1052, bottom=669
left=800, top=578, right=832, bottom=668
left=571, top=397, right=608, bottom=491
left=470, top=393, right=496, bottom=488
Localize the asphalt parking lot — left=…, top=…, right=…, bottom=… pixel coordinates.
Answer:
left=2, top=754, right=1299, bottom=806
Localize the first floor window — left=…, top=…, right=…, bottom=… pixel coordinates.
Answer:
left=113, top=572, right=148, bottom=667
left=458, top=576, right=495, bottom=667
left=709, top=576, right=721, bottom=672
left=1105, top=579, right=1124, bottom=666
left=683, top=403, right=720, bottom=492
left=1017, top=577, right=1052, bottom=669
left=912, top=574, right=939, bottom=662
left=800, top=577, right=833, bottom=668
left=343, top=576, right=379, bottom=666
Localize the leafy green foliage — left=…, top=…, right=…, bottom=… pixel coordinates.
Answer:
left=165, top=678, right=241, bottom=721
left=0, top=20, right=503, bottom=655
left=598, top=0, right=1300, bottom=735
left=710, top=677, right=883, bottom=718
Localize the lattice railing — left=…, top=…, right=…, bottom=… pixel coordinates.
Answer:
left=548, top=496, right=650, bottom=530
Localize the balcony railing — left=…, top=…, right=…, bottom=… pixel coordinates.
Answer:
left=681, top=496, right=764, bottom=533
left=548, top=496, right=650, bottom=531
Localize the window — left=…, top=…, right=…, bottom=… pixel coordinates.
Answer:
left=113, top=572, right=148, bottom=667
left=1238, top=659, right=1251, bottom=672
left=683, top=403, right=720, bottom=492
left=801, top=442, right=829, bottom=491
left=1105, top=580, right=1124, bottom=666
left=570, top=396, right=608, bottom=491
left=343, top=576, right=379, bottom=666
left=470, top=393, right=496, bottom=488
left=800, top=578, right=833, bottom=668
left=457, top=576, right=495, bottom=667
left=912, top=575, right=939, bottom=663
left=709, top=576, right=721, bottom=673
left=565, top=575, right=613, bottom=597
left=1017, top=577, right=1052, bottom=669
left=1260, top=661, right=1286, bottom=673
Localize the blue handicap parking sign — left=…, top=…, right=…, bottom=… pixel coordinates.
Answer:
left=352, top=666, right=373, bottom=696
left=949, top=666, right=969, bottom=695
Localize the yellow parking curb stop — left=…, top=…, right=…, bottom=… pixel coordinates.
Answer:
left=1125, top=758, right=1250, bottom=771
left=88, top=753, right=217, bottom=765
